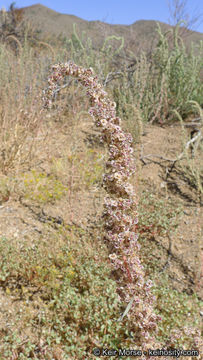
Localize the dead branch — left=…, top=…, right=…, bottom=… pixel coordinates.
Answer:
left=140, top=129, right=202, bottom=165
left=103, top=71, right=124, bottom=87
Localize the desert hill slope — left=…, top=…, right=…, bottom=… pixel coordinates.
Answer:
left=20, top=3, right=203, bottom=54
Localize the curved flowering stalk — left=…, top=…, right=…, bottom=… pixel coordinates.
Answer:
left=42, top=61, right=162, bottom=353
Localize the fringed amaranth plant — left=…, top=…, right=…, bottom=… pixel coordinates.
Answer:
left=42, top=61, right=162, bottom=356
left=42, top=61, right=202, bottom=358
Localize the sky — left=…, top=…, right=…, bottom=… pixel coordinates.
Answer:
left=1, top=0, right=203, bottom=32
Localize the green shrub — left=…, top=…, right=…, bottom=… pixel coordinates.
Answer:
left=110, top=23, right=203, bottom=124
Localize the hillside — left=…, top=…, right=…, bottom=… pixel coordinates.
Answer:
left=19, top=3, right=203, bottom=55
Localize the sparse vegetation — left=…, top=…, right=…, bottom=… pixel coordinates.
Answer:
left=0, top=3, right=202, bottom=359
left=21, top=169, right=68, bottom=204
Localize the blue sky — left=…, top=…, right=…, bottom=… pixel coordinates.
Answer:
left=2, top=0, right=203, bottom=32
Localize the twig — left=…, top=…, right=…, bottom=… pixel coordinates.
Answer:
left=141, top=154, right=175, bottom=163
left=172, top=118, right=202, bottom=127
left=140, top=130, right=202, bottom=165
left=52, top=79, right=74, bottom=96
left=42, top=79, right=74, bottom=100
left=103, top=71, right=123, bottom=86
left=176, top=130, right=202, bottom=161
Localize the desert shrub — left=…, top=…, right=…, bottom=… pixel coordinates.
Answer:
left=64, top=23, right=125, bottom=80
left=0, top=2, right=42, bottom=52
left=150, top=24, right=203, bottom=122
left=109, top=23, right=203, bottom=124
